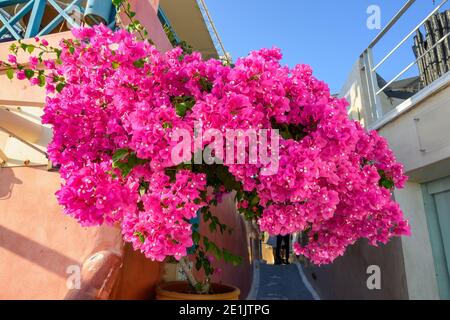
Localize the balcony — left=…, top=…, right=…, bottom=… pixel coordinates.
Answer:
left=0, top=0, right=117, bottom=42
left=344, top=0, right=450, bottom=129
left=0, top=0, right=225, bottom=59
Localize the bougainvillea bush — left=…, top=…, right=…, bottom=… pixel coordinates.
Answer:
left=2, top=19, right=410, bottom=291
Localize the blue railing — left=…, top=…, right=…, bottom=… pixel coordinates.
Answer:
left=157, top=6, right=180, bottom=45
left=0, top=0, right=115, bottom=42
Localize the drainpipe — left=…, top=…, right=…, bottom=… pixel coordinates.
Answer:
left=84, top=0, right=113, bottom=26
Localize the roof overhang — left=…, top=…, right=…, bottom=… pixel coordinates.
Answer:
left=159, top=0, right=218, bottom=60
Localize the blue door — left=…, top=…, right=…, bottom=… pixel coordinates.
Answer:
left=423, top=176, right=450, bottom=299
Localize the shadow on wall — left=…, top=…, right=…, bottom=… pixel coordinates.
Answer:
left=0, top=167, right=23, bottom=200
left=0, top=225, right=78, bottom=278
left=0, top=166, right=166, bottom=299
left=302, top=238, right=408, bottom=300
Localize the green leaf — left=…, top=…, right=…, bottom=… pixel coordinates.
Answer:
left=56, top=82, right=66, bottom=93
left=106, top=170, right=118, bottom=179
left=134, top=231, right=145, bottom=244
left=192, top=231, right=200, bottom=245
left=9, top=43, right=17, bottom=53
left=202, top=238, right=222, bottom=260
left=250, top=194, right=260, bottom=207
left=212, top=245, right=222, bottom=260
left=203, top=237, right=211, bottom=251
left=209, top=221, right=217, bottom=233
left=38, top=74, right=46, bottom=87
left=231, top=255, right=242, bottom=266
left=112, top=148, right=129, bottom=163
left=223, top=249, right=242, bottom=266
left=203, top=210, right=211, bottom=223
left=199, top=77, right=213, bottom=92
left=6, top=69, right=14, bottom=80
left=172, top=96, right=195, bottom=117
left=24, top=69, right=34, bottom=79
left=380, top=178, right=394, bottom=189
left=117, top=162, right=132, bottom=177
left=223, top=249, right=232, bottom=263
left=219, top=223, right=227, bottom=234
left=202, top=258, right=213, bottom=276
left=162, top=121, right=172, bottom=129
left=27, top=46, right=35, bottom=54
left=195, top=258, right=202, bottom=271
left=112, top=0, right=123, bottom=8
left=138, top=180, right=149, bottom=196
left=378, top=169, right=395, bottom=190
left=211, top=216, right=219, bottom=224
left=112, top=149, right=148, bottom=178
left=133, top=59, right=145, bottom=68
left=175, top=102, right=188, bottom=117
left=112, top=61, right=120, bottom=69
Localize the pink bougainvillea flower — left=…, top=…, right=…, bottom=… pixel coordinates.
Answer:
left=29, top=56, right=39, bottom=69
left=30, top=77, right=40, bottom=86
left=16, top=70, right=26, bottom=80
left=7, top=54, right=17, bottom=64
left=36, top=25, right=410, bottom=266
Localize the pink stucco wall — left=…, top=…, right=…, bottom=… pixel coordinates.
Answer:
left=193, top=193, right=253, bottom=299
left=0, top=167, right=122, bottom=299
left=0, top=167, right=165, bottom=299
left=120, top=0, right=173, bottom=53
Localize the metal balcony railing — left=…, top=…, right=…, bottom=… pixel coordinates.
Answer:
left=196, top=0, right=230, bottom=63
left=0, top=0, right=116, bottom=42
left=361, top=0, right=450, bottom=127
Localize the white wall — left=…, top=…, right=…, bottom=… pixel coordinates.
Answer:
left=394, top=182, right=439, bottom=299
left=378, top=84, right=450, bottom=179
left=339, top=57, right=450, bottom=299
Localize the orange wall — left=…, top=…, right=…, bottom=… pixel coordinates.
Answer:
left=120, top=0, right=173, bottom=53
left=110, top=243, right=163, bottom=300
left=0, top=167, right=122, bottom=299
left=0, top=167, right=251, bottom=299
left=0, top=166, right=164, bottom=299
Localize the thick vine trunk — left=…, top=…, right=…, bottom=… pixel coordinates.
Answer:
left=179, top=257, right=211, bottom=294
left=179, top=257, right=198, bottom=288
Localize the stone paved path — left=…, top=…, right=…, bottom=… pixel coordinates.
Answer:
left=255, top=263, right=317, bottom=300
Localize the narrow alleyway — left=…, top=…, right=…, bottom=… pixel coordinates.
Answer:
left=252, top=262, right=319, bottom=300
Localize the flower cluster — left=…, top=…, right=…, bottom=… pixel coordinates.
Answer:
left=26, top=25, right=409, bottom=265
left=122, top=170, right=207, bottom=261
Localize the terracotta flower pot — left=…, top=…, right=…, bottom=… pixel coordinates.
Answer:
left=156, top=281, right=240, bottom=300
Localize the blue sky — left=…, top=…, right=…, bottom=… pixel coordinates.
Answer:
left=205, top=0, right=448, bottom=93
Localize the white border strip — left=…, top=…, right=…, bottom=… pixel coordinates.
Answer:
left=295, top=262, right=321, bottom=300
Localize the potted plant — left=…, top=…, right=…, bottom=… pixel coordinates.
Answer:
left=1, top=0, right=410, bottom=299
